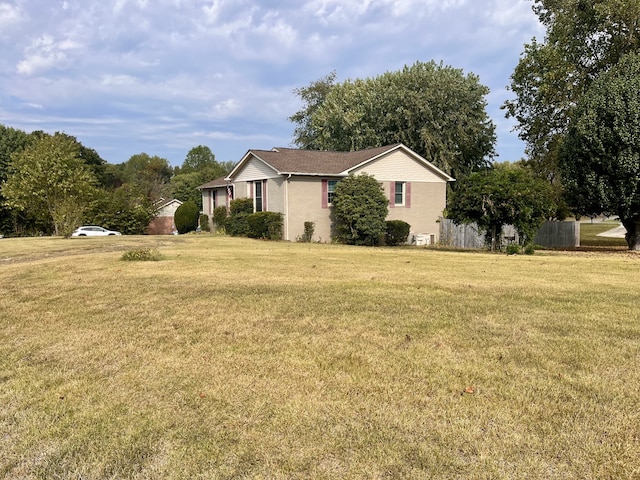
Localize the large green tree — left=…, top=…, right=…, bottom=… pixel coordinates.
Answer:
left=86, top=184, right=156, bottom=235
left=291, top=62, right=496, bottom=181
left=448, top=163, right=556, bottom=251
left=560, top=52, right=640, bottom=250
left=120, top=153, right=173, bottom=203
left=2, top=133, right=97, bottom=236
left=332, top=174, right=389, bottom=246
left=0, top=125, right=34, bottom=234
left=504, top=0, right=640, bottom=191
left=290, top=71, right=337, bottom=151
left=170, top=145, right=233, bottom=209
left=179, top=145, right=216, bottom=174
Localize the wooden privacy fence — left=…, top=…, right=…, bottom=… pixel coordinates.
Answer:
left=438, top=219, right=485, bottom=249
left=533, top=221, right=580, bottom=248
left=438, top=219, right=579, bottom=249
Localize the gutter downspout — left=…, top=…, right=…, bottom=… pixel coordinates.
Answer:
left=285, top=174, right=292, bottom=241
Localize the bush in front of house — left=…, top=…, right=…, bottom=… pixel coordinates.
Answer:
left=385, top=220, right=411, bottom=246
left=332, top=173, right=389, bottom=246
left=230, top=198, right=254, bottom=216
left=226, top=198, right=254, bottom=236
left=199, top=214, right=210, bottom=232
left=212, top=206, right=228, bottom=231
left=247, top=211, right=284, bottom=240
left=298, top=221, right=315, bottom=242
left=174, top=200, right=199, bottom=234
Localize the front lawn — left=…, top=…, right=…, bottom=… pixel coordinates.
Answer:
left=1, top=236, right=638, bottom=479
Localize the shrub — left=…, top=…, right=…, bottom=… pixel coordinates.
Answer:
left=174, top=200, right=199, bottom=234
left=121, top=248, right=162, bottom=261
left=247, top=212, right=284, bottom=240
left=524, top=244, right=536, bottom=255
left=385, top=220, right=411, bottom=246
left=505, top=244, right=521, bottom=255
left=199, top=214, right=210, bottom=232
left=226, top=214, right=250, bottom=237
left=332, top=174, right=389, bottom=246
left=230, top=198, right=254, bottom=216
left=224, top=198, right=252, bottom=236
left=298, top=221, right=315, bottom=242
left=212, top=206, right=228, bottom=230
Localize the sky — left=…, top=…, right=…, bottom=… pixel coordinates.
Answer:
left=0, top=0, right=544, bottom=167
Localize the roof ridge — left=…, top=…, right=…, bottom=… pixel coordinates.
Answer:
left=270, top=143, right=400, bottom=155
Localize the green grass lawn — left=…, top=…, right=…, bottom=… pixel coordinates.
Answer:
left=580, top=221, right=628, bottom=248
left=1, top=236, right=639, bottom=479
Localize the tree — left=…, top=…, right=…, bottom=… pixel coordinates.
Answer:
left=171, top=171, right=207, bottom=209
left=291, top=62, right=496, bottom=181
left=560, top=52, right=640, bottom=250
left=504, top=0, right=640, bottom=191
left=86, top=184, right=156, bottom=235
left=332, top=174, right=389, bottom=246
left=2, top=133, right=97, bottom=236
left=171, top=146, right=234, bottom=210
left=448, top=164, right=556, bottom=251
left=0, top=125, right=34, bottom=234
left=289, top=71, right=337, bottom=151
left=121, top=153, right=173, bottom=203
left=179, top=145, right=216, bottom=174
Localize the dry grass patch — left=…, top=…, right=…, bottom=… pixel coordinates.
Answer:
left=1, top=236, right=639, bottom=479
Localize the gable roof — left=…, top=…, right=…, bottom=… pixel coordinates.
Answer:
left=227, top=143, right=454, bottom=181
left=153, top=198, right=183, bottom=209
left=197, top=175, right=232, bottom=190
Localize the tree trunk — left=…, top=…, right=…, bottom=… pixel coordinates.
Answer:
left=622, top=218, right=640, bottom=250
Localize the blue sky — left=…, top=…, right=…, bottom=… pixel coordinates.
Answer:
left=0, top=0, right=543, bottom=167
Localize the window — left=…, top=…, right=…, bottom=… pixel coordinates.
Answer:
left=395, top=181, right=405, bottom=206
left=254, top=180, right=263, bottom=212
left=322, top=179, right=339, bottom=208
left=327, top=180, right=337, bottom=205
left=390, top=181, right=411, bottom=208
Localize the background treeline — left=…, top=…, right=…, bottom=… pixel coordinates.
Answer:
left=0, top=125, right=233, bottom=237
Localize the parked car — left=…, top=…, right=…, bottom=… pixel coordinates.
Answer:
left=71, top=226, right=122, bottom=237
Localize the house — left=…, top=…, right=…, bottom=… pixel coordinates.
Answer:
left=147, top=198, right=182, bottom=235
left=198, top=144, right=454, bottom=242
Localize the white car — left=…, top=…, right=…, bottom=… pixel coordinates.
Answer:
left=71, top=226, right=122, bottom=237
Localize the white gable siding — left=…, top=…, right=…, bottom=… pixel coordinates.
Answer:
left=234, top=156, right=280, bottom=181
left=353, top=150, right=445, bottom=183
left=157, top=200, right=182, bottom=217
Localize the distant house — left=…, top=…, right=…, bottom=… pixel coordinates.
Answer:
left=198, top=144, right=454, bottom=242
left=147, top=199, right=182, bottom=235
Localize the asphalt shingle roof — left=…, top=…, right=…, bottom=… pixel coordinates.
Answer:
left=249, top=144, right=401, bottom=175
left=197, top=176, right=231, bottom=189
left=198, top=143, right=454, bottom=190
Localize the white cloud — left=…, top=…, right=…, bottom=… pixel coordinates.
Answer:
left=0, top=2, right=24, bottom=33
left=202, top=0, right=223, bottom=23
left=113, top=0, right=128, bottom=14
left=210, top=98, right=241, bottom=119
left=101, top=74, right=138, bottom=86
left=16, top=34, right=83, bottom=75
left=0, top=0, right=542, bottom=164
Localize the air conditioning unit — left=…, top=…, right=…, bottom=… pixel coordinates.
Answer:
left=412, top=233, right=435, bottom=246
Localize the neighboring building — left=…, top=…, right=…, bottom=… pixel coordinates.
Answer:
left=147, top=199, right=182, bottom=235
left=198, top=144, right=454, bottom=242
